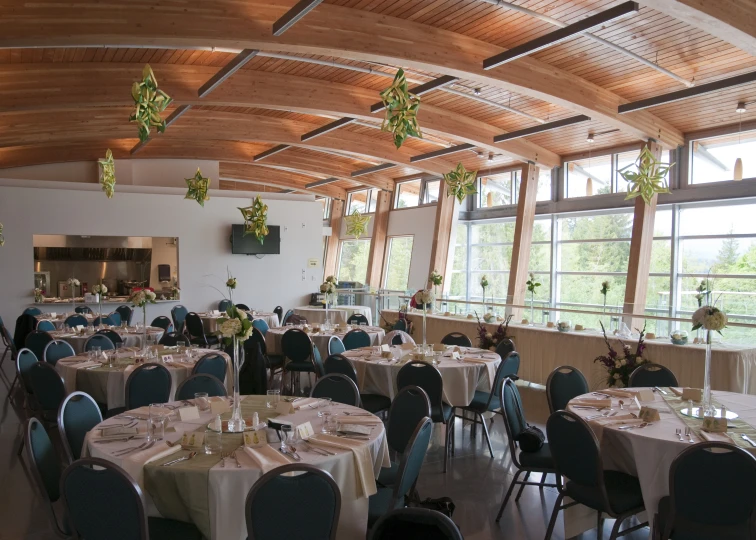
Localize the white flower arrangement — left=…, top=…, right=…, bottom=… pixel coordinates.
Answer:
left=92, top=283, right=108, bottom=295
left=33, top=288, right=45, bottom=302
left=67, top=278, right=80, bottom=287
left=320, top=279, right=338, bottom=295
left=217, top=306, right=253, bottom=342
left=692, top=306, right=727, bottom=333
left=129, top=289, right=157, bottom=308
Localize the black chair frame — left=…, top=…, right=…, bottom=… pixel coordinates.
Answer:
left=57, top=391, right=102, bottom=464
left=545, top=364, right=589, bottom=414
left=310, top=373, right=360, bottom=407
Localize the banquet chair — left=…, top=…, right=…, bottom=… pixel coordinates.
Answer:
left=84, top=334, right=115, bottom=352
left=323, top=354, right=391, bottom=415
left=251, top=318, right=270, bottom=336
left=281, top=309, right=295, bottom=325
left=185, top=312, right=220, bottom=348
left=115, top=305, right=133, bottom=325
left=107, top=312, right=122, bottom=326
left=15, top=348, right=38, bottom=404
left=495, top=337, right=516, bottom=359
left=64, top=314, right=87, bottom=328
left=150, top=315, right=173, bottom=333
left=171, top=304, right=189, bottom=335
left=246, top=327, right=284, bottom=388
left=58, top=391, right=102, bottom=463
left=74, top=306, right=92, bottom=314
left=61, top=457, right=202, bottom=540
left=218, top=299, right=232, bottom=312
left=311, top=373, right=360, bottom=406
left=236, top=303, right=251, bottom=311
left=628, top=363, right=679, bottom=388
left=23, top=307, right=42, bottom=316
left=0, top=323, right=15, bottom=373
left=655, top=442, right=756, bottom=540
left=377, top=385, right=431, bottom=489
left=544, top=410, right=647, bottom=540
left=159, top=331, right=189, bottom=346
left=36, top=320, right=56, bottom=332
left=343, top=328, right=371, bottom=350
left=328, top=336, right=346, bottom=355
left=26, top=330, right=54, bottom=362
left=495, top=378, right=558, bottom=521
left=454, top=352, right=522, bottom=458
left=25, top=418, right=70, bottom=539
left=441, top=332, right=472, bottom=347
left=383, top=330, right=415, bottom=346
left=176, top=374, right=227, bottom=400
left=239, top=340, right=268, bottom=395
left=125, top=363, right=172, bottom=409
left=287, top=314, right=308, bottom=325
left=369, top=508, right=463, bottom=540
left=92, top=315, right=116, bottom=327
left=43, top=339, right=76, bottom=366
left=392, top=319, right=407, bottom=332
left=245, top=464, right=341, bottom=540
left=14, top=313, right=39, bottom=351
left=273, top=305, right=283, bottom=323
left=397, top=361, right=454, bottom=473
left=347, top=313, right=369, bottom=325
left=192, top=353, right=228, bottom=383
left=546, top=365, right=590, bottom=414
left=28, top=362, right=66, bottom=423
left=96, top=329, right=123, bottom=346
left=368, top=417, right=433, bottom=528
left=282, top=328, right=317, bottom=395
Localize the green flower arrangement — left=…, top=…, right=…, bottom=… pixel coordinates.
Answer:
left=239, top=196, right=269, bottom=244
left=444, top=163, right=478, bottom=203
left=619, top=145, right=674, bottom=205
left=379, top=69, right=422, bottom=149
left=218, top=305, right=253, bottom=344
left=185, top=168, right=210, bottom=207
left=345, top=209, right=371, bottom=239
left=98, top=149, right=116, bottom=199
left=129, top=65, right=173, bottom=143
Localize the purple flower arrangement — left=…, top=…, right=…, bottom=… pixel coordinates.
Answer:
left=594, top=321, right=648, bottom=387
left=476, top=312, right=513, bottom=351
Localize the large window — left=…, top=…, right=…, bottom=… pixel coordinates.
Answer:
left=450, top=223, right=468, bottom=307
left=383, top=236, right=414, bottom=290
left=394, top=177, right=441, bottom=209
left=477, top=168, right=551, bottom=208
left=691, top=132, right=756, bottom=185
left=337, top=239, right=370, bottom=284
left=346, top=189, right=378, bottom=214
left=565, top=149, right=641, bottom=198
left=319, top=197, right=331, bottom=220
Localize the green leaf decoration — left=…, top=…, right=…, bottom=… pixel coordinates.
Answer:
left=0, top=222, right=4, bottom=247
left=444, top=163, right=478, bottom=203
left=185, top=168, right=211, bottom=207
left=379, top=69, right=422, bottom=149
left=128, top=64, right=173, bottom=143
left=345, top=209, right=371, bottom=239
left=98, top=149, right=116, bottom=198
left=619, top=145, right=674, bottom=205
left=239, top=196, right=270, bottom=244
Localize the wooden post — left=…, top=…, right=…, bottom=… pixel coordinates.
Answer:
left=622, top=140, right=662, bottom=330
left=323, top=199, right=344, bottom=279
left=365, top=191, right=391, bottom=289
left=428, top=187, right=458, bottom=287
left=506, top=162, right=538, bottom=318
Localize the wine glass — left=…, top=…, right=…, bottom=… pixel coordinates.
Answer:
left=280, top=425, right=292, bottom=452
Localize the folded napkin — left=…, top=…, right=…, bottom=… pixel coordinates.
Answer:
left=126, top=441, right=181, bottom=467
left=243, top=445, right=290, bottom=474
left=600, top=389, right=635, bottom=398
left=571, top=398, right=612, bottom=408
left=462, top=357, right=491, bottom=365
left=700, top=431, right=731, bottom=443
left=668, top=387, right=684, bottom=397
left=600, top=417, right=644, bottom=429
left=70, top=360, right=102, bottom=369
left=333, top=415, right=383, bottom=425
left=592, top=413, right=636, bottom=425
left=309, top=434, right=377, bottom=497
left=293, top=398, right=321, bottom=410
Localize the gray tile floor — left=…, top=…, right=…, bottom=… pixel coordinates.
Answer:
left=0, top=358, right=650, bottom=540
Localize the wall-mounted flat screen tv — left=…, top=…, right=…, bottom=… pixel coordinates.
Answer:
left=231, top=224, right=281, bottom=255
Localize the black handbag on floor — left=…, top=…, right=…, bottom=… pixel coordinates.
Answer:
left=413, top=496, right=456, bottom=518
left=512, top=390, right=545, bottom=452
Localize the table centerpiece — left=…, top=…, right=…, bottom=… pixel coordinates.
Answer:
left=692, top=305, right=728, bottom=415
left=594, top=321, right=648, bottom=388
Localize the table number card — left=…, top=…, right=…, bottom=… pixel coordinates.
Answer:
left=180, top=432, right=206, bottom=447
left=380, top=344, right=391, bottom=353
left=433, top=343, right=446, bottom=352
left=296, top=421, right=315, bottom=440
left=633, top=389, right=655, bottom=402
left=209, top=397, right=230, bottom=415
left=682, top=388, right=703, bottom=402
left=702, top=416, right=727, bottom=433
left=638, top=407, right=661, bottom=422
left=451, top=351, right=461, bottom=360
left=276, top=401, right=295, bottom=415
left=243, top=430, right=268, bottom=447
left=162, top=354, right=174, bottom=363
left=178, top=406, right=200, bottom=421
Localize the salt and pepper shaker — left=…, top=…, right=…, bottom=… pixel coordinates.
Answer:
left=212, top=414, right=222, bottom=432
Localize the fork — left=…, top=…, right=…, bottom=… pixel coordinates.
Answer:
left=114, top=440, right=154, bottom=456
left=232, top=450, right=242, bottom=468
left=220, top=452, right=228, bottom=467
left=684, top=427, right=695, bottom=443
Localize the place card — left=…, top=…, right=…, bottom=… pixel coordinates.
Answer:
left=75, top=325, right=84, bottom=332
left=433, top=343, right=446, bottom=352
left=296, top=421, right=315, bottom=440
left=682, top=388, right=703, bottom=402
left=243, top=430, right=268, bottom=447
left=50, top=312, right=57, bottom=318
left=178, top=406, right=200, bottom=421
left=380, top=350, right=392, bottom=358
left=380, top=344, right=391, bottom=353
left=276, top=401, right=295, bottom=415
left=637, top=407, right=661, bottom=422
left=209, top=397, right=230, bottom=415
left=702, top=416, right=727, bottom=433
left=451, top=351, right=461, bottom=360
left=180, top=432, right=205, bottom=448
left=633, top=389, right=655, bottom=402
left=162, top=354, right=174, bottom=363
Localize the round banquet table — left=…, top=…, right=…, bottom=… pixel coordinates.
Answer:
left=565, top=389, right=756, bottom=534
left=36, top=312, right=96, bottom=329
left=85, top=395, right=389, bottom=540
left=293, top=305, right=373, bottom=326
left=55, top=345, right=230, bottom=410
left=49, top=326, right=165, bottom=355
left=265, top=325, right=385, bottom=360
left=342, top=345, right=501, bottom=407
left=200, top=312, right=280, bottom=334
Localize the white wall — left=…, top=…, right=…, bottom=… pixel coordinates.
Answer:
left=0, top=181, right=324, bottom=332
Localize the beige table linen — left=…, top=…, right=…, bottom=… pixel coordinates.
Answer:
left=50, top=326, right=164, bottom=355
left=293, top=305, right=373, bottom=326
left=265, top=325, right=385, bottom=359
left=201, top=312, right=280, bottom=334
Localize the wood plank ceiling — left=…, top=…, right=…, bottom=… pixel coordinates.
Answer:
left=0, top=0, right=754, bottom=197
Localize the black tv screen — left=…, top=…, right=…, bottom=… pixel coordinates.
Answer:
left=231, top=224, right=281, bottom=255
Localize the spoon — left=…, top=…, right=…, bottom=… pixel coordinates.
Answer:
left=162, top=451, right=197, bottom=466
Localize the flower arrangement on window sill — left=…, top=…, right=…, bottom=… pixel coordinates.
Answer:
left=594, top=321, right=648, bottom=388
left=476, top=313, right=513, bottom=351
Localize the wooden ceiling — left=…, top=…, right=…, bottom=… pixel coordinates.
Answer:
left=0, top=0, right=754, bottom=198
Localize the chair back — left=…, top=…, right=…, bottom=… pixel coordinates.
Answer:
left=125, top=363, right=172, bottom=409
left=287, top=313, right=308, bottom=325
left=193, top=353, right=228, bottom=382
left=369, top=508, right=463, bottom=540
left=245, top=464, right=341, bottom=540
left=487, top=352, right=521, bottom=410
left=546, top=365, right=590, bottom=413
left=150, top=315, right=173, bottom=332
left=28, top=361, right=66, bottom=412
left=328, top=336, right=346, bottom=355
left=628, top=363, right=679, bottom=388
left=386, top=385, right=431, bottom=455
left=323, top=354, right=358, bottom=384
left=92, top=315, right=116, bottom=327
left=310, top=373, right=360, bottom=406
left=500, top=378, right=528, bottom=461
left=343, top=329, right=371, bottom=350
left=171, top=304, right=189, bottom=334
left=43, top=339, right=75, bottom=365
left=281, top=309, right=295, bottom=325
left=397, top=361, right=444, bottom=413
left=115, top=305, right=133, bottom=325
left=23, top=307, right=43, bottom=316
left=1, top=324, right=16, bottom=359
left=546, top=410, right=604, bottom=493
left=61, top=457, right=148, bottom=540
left=64, top=314, right=88, bottom=328
left=312, top=347, right=325, bottom=377
left=96, top=329, right=123, bottom=345
left=393, top=319, right=407, bottom=332
left=240, top=340, right=268, bottom=395
left=58, top=391, right=102, bottom=462
left=273, top=305, right=284, bottom=323
left=218, top=299, right=232, bottom=312
left=75, top=306, right=93, bottom=314
left=25, top=330, right=53, bottom=362
left=36, top=320, right=56, bottom=332
left=184, top=312, right=207, bottom=340
left=84, top=333, right=115, bottom=351
left=495, top=337, right=516, bottom=358
left=176, top=374, right=227, bottom=400
left=383, top=330, right=415, bottom=346
left=347, top=313, right=369, bottom=325
left=236, top=303, right=251, bottom=311
left=389, top=417, right=433, bottom=509
left=251, top=318, right=270, bottom=336
left=17, top=348, right=38, bottom=393
left=14, top=313, right=38, bottom=350
left=159, top=331, right=189, bottom=346
left=26, top=418, right=69, bottom=538
left=440, top=332, right=472, bottom=347
left=107, top=312, right=122, bottom=326
left=282, top=328, right=313, bottom=363
left=246, top=327, right=268, bottom=356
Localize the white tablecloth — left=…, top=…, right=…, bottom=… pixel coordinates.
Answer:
left=294, top=306, right=373, bottom=326
left=265, top=326, right=386, bottom=360
left=201, top=312, right=280, bottom=334
left=50, top=327, right=165, bottom=355
left=342, top=346, right=500, bottom=407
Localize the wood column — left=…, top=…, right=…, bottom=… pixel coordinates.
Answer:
left=622, top=140, right=662, bottom=330
left=506, top=162, right=538, bottom=317
left=428, top=186, right=458, bottom=288
left=323, top=198, right=344, bottom=279
left=365, top=191, right=391, bottom=289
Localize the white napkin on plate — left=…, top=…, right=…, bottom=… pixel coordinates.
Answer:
left=243, top=445, right=290, bottom=473
left=333, top=415, right=383, bottom=425
left=292, top=398, right=321, bottom=410
left=598, top=389, right=634, bottom=398
left=309, top=434, right=377, bottom=497
left=123, top=441, right=182, bottom=488
left=571, top=398, right=612, bottom=408
left=71, top=361, right=101, bottom=369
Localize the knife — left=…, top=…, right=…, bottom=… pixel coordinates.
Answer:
left=742, top=434, right=756, bottom=447
left=654, top=386, right=669, bottom=395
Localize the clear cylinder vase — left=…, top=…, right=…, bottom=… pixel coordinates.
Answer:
left=530, top=292, right=535, bottom=326
left=72, top=292, right=76, bottom=312
left=142, top=308, right=148, bottom=352
left=422, top=308, right=427, bottom=350
left=325, top=297, right=330, bottom=328
left=702, top=329, right=715, bottom=416
left=226, top=336, right=246, bottom=432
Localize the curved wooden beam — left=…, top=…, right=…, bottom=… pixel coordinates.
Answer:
left=0, top=0, right=683, bottom=147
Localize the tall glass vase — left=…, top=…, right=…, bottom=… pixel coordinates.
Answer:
left=227, top=336, right=246, bottom=432
left=530, top=291, right=535, bottom=326
left=702, top=329, right=715, bottom=416
left=98, top=296, right=103, bottom=328
left=422, top=307, right=427, bottom=350
left=141, top=307, right=148, bottom=352
left=325, top=296, right=330, bottom=328
left=71, top=289, right=76, bottom=312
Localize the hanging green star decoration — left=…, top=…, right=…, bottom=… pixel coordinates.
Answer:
left=444, top=162, right=478, bottom=203
left=379, top=68, right=422, bottom=149
left=129, top=64, right=173, bottom=143
left=0, top=222, right=4, bottom=247
left=185, top=168, right=210, bottom=207
left=345, top=209, right=371, bottom=239
left=239, top=196, right=270, bottom=244
left=619, top=145, right=674, bottom=205
left=97, top=149, right=116, bottom=198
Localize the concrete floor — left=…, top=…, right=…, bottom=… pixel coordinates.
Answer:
left=0, top=356, right=650, bottom=540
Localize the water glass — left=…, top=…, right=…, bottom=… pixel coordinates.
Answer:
left=195, top=392, right=210, bottom=411
left=319, top=411, right=333, bottom=433
left=190, top=345, right=200, bottom=359
left=204, top=427, right=222, bottom=454
left=280, top=425, right=292, bottom=451
left=90, top=346, right=102, bottom=361
left=266, top=389, right=280, bottom=409
left=147, top=403, right=167, bottom=442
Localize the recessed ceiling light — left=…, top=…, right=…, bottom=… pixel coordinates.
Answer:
left=736, top=102, right=747, bottom=113
left=474, top=88, right=481, bottom=96
left=586, top=133, right=595, bottom=143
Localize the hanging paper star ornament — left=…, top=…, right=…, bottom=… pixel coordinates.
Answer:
left=345, top=209, right=371, bottom=239
left=239, top=196, right=270, bottom=244
left=98, top=149, right=116, bottom=198
left=129, top=64, right=173, bottom=143
left=379, top=68, right=422, bottom=149
left=444, top=162, right=478, bottom=203
left=619, top=145, right=674, bottom=205
left=185, top=168, right=211, bottom=207
left=0, top=222, right=4, bottom=247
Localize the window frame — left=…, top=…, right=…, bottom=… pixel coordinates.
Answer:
left=335, top=238, right=372, bottom=285
left=346, top=188, right=378, bottom=215
left=393, top=176, right=441, bottom=210
left=382, top=235, right=415, bottom=291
